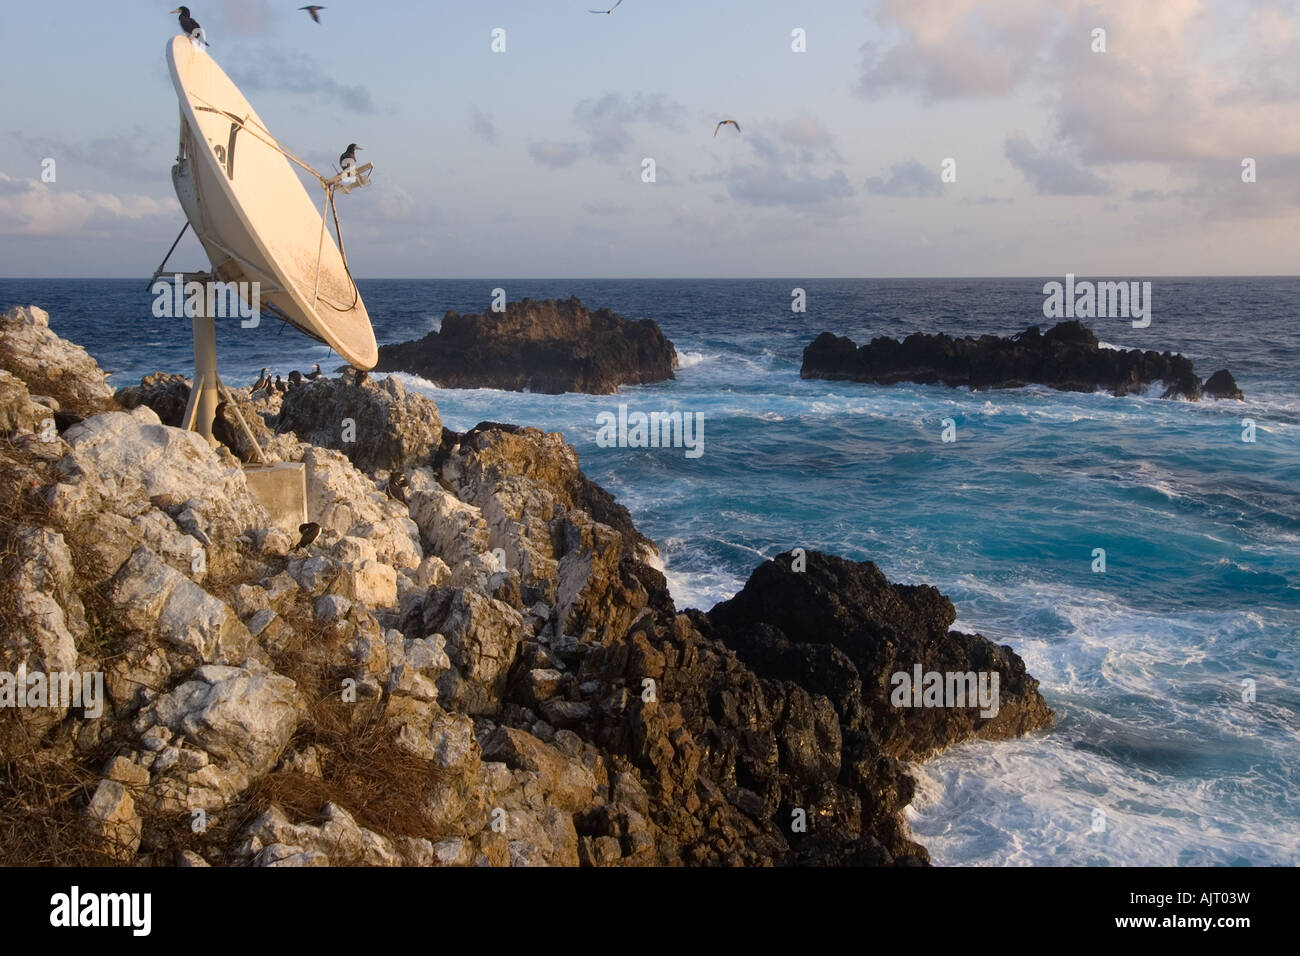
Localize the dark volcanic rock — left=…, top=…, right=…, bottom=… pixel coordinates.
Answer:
left=115, top=372, right=192, bottom=427
left=708, top=551, right=1054, bottom=760
left=1203, top=369, right=1244, bottom=400
left=801, top=321, right=1237, bottom=400
left=375, top=296, right=677, bottom=395
left=276, top=373, right=442, bottom=472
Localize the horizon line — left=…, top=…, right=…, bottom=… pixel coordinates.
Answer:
left=1, top=273, right=1296, bottom=282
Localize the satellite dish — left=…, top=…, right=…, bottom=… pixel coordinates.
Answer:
left=156, top=36, right=377, bottom=450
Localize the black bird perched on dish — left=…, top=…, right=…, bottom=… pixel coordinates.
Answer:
left=305, top=363, right=322, bottom=381
left=299, top=5, right=325, bottom=22
left=387, top=471, right=409, bottom=504
left=339, top=144, right=361, bottom=170
left=253, top=367, right=270, bottom=391
left=294, top=522, right=321, bottom=551
left=589, top=0, right=625, bottom=12
left=171, top=7, right=209, bottom=46
left=714, top=119, right=741, bottom=136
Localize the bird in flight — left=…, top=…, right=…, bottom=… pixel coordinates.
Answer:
left=339, top=143, right=362, bottom=170
left=171, top=7, right=209, bottom=46
left=299, top=5, right=325, bottom=23
left=589, top=0, right=624, bottom=13
left=714, top=120, right=742, bottom=136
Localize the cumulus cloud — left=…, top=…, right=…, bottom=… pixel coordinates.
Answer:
left=725, top=165, right=854, bottom=207
left=857, top=0, right=1061, bottom=100
left=8, top=129, right=163, bottom=185
left=0, top=170, right=175, bottom=238
left=573, top=92, right=686, bottom=159
left=227, top=47, right=378, bottom=114
left=1004, top=135, right=1109, bottom=195
left=528, top=141, right=583, bottom=169
left=857, top=0, right=1300, bottom=216
left=780, top=113, right=834, bottom=149
left=865, top=159, right=943, bottom=197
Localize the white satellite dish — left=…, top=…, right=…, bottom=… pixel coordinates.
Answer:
left=156, top=35, right=378, bottom=452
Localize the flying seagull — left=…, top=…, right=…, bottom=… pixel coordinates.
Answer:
left=339, top=143, right=361, bottom=170
left=589, top=0, right=625, bottom=12
left=299, top=5, right=325, bottom=22
left=171, top=7, right=209, bottom=46
left=714, top=120, right=741, bottom=137
left=294, top=522, right=321, bottom=551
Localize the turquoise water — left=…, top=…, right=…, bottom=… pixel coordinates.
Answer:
left=4, top=276, right=1298, bottom=866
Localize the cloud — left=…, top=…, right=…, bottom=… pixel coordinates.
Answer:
left=1004, top=136, right=1109, bottom=195
left=779, top=114, right=834, bottom=150
left=226, top=47, right=378, bottom=114
left=0, top=170, right=175, bottom=239
left=855, top=0, right=1300, bottom=220
left=865, top=160, right=943, bottom=197
left=469, top=110, right=497, bottom=145
left=725, top=165, right=854, bottom=208
left=573, top=92, right=686, bottom=159
left=857, top=0, right=1061, bottom=101
left=528, top=142, right=583, bottom=169
left=9, top=129, right=162, bottom=185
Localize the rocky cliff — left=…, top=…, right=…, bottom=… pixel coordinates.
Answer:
left=802, top=320, right=1243, bottom=400
left=0, top=304, right=1052, bottom=867
left=375, top=297, right=678, bottom=395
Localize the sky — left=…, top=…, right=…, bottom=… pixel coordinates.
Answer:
left=0, top=0, right=1296, bottom=278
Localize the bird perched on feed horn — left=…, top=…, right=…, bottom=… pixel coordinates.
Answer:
left=299, top=5, right=325, bottom=22
left=171, top=7, right=209, bottom=46
left=714, top=120, right=741, bottom=136
left=306, top=363, right=322, bottom=381
left=339, top=143, right=361, bottom=171
left=253, top=367, right=270, bottom=391
left=387, top=471, right=409, bottom=504
left=294, top=522, right=321, bottom=551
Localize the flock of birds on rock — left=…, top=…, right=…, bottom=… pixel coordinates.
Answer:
left=169, top=5, right=743, bottom=140
left=251, top=363, right=322, bottom=397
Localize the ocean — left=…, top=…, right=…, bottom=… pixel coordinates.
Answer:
left=3, top=276, right=1297, bottom=867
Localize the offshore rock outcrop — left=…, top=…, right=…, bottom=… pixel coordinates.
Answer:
left=802, top=320, right=1242, bottom=400
left=375, top=297, right=678, bottom=395
left=0, top=303, right=1053, bottom=867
